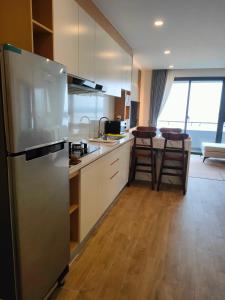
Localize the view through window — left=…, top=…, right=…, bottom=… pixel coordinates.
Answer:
left=157, top=80, right=223, bottom=152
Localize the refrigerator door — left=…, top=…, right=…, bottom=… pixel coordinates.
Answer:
left=2, top=45, right=68, bottom=153
left=8, top=144, right=70, bottom=300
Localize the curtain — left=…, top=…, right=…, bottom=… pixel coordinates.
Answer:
left=158, top=70, right=175, bottom=117
left=149, top=69, right=168, bottom=126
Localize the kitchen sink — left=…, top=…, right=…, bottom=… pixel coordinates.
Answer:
left=89, top=135, right=125, bottom=144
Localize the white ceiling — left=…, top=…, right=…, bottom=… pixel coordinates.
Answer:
left=93, top=0, right=225, bottom=69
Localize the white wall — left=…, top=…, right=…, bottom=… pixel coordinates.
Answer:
left=139, top=69, right=152, bottom=126
left=68, top=93, right=115, bottom=142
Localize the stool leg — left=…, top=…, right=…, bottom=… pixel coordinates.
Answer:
left=128, top=150, right=135, bottom=185
left=182, top=155, right=187, bottom=195
left=133, top=157, right=137, bottom=181
left=151, top=153, right=154, bottom=190
left=182, top=159, right=186, bottom=195
left=154, top=152, right=157, bottom=185
left=157, top=151, right=165, bottom=191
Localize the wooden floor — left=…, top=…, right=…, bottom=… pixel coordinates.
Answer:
left=52, top=178, right=225, bottom=300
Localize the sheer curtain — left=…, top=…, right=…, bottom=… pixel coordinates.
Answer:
left=149, top=69, right=175, bottom=126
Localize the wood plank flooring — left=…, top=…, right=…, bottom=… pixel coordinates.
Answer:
left=51, top=178, right=225, bottom=300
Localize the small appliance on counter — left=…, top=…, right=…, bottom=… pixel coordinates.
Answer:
left=104, top=120, right=127, bottom=135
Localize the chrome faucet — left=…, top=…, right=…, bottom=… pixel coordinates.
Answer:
left=98, top=116, right=109, bottom=138
left=80, top=115, right=91, bottom=138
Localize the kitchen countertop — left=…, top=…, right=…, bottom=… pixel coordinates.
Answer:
left=69, top=133, right=134, bottom=177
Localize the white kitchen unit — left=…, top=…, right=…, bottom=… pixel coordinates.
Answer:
left=95, top=24, right=112, bottom=93
left=53, top=0, right=79, bottom=75
left=122, top=52, right=132, bottom=92
left=95, top=24, right=124, bottom=97
left=80, top=158, right=101, bottom=241
left=53, top=2, right=132, bottom=95
left=79, top=140, right=131, bottom=241
left=131, top=63, right=140, bottom=101
left=78, top=6, right=95, bottom=81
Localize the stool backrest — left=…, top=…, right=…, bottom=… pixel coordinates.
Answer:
left=160, top=127, right=182, bottom=133
left=162, top=132, right=189, bottom=152
left=137, top=126, right=156, bottom=132
left=132, top=130, right=156, bottom=148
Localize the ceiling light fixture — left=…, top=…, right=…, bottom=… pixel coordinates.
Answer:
left=154, top=20, right=164, bottom=27
left=164, top=50, right=171, bottom=55
left=169, top=65, right=174, bottom=69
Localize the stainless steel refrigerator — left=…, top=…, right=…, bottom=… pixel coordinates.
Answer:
left=0, top=44, right=70, bottom=300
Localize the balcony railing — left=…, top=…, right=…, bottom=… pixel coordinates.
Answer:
left=157, top=120, right=220, bottom=131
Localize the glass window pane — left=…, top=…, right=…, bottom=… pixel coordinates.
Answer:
left=186, top=81, right=223, bottom=151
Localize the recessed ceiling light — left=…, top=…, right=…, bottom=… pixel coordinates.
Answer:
left=154, top=20, right=164, bottom=27
left=169, top=65, right=174, bottom=69
left=164, top=50, right=171, bottom=55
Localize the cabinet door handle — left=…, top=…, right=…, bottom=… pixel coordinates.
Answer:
left=110, top=170, right=119, bottom=180
left=110, top=158, right=119, bottom=166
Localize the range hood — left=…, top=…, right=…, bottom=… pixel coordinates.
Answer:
left=67, top=74, right=106, bottom=95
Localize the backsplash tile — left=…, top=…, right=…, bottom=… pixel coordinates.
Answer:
left=68, top=93, right=115, bottom=142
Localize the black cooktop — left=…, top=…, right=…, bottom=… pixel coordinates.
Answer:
left=70, top=142, right=100, bottom=158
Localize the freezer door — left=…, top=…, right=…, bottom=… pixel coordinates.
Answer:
left=2, top=46, right=68, bottom=153
left=8, top=145, right=70, bottom=300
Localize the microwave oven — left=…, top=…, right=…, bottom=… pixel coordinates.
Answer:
left=104, top=120, right=127, bottom=134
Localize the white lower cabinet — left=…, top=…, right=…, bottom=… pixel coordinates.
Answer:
left=80, top=142, right=131, bottom=241
left=80, top=158, right=100, bottom=241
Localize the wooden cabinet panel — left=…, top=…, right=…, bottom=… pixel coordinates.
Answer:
left=53, top=0, right=78, bottom=74
left=78, top=6, right=95, bottom=81
left=0, top=0, right=32, bottom=51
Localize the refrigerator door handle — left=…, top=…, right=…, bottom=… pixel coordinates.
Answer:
left=25, top=141, right=66, bottom=161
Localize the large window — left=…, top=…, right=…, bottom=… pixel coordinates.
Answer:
left=158, top=79, right=224, bottom=152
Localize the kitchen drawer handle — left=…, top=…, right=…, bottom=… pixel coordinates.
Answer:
left=110, top=171, right=119, bottom=180
left=110, top=158, right=119, bottom=166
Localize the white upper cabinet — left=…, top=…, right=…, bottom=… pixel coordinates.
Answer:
left=78, top=7, right=95, bottom=81
left=131, top=63, right=139, bottom=101
left=120, top=47, right=132, bottom=92
left=95, top=24, right=122, bottom=97
left=95, top=24, right=111, bottom=91
left=53, top=2, right=132, bottom=95
left=107, top=36, right=122, bottom=97
left=53, top=0, right=78, bottom=75
left=123, top=52, right=132, bottom=92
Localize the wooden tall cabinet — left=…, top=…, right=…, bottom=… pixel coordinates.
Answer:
left=0, top=0, right=33, bottom=51
left=0, top=0, right=53, bottom=59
